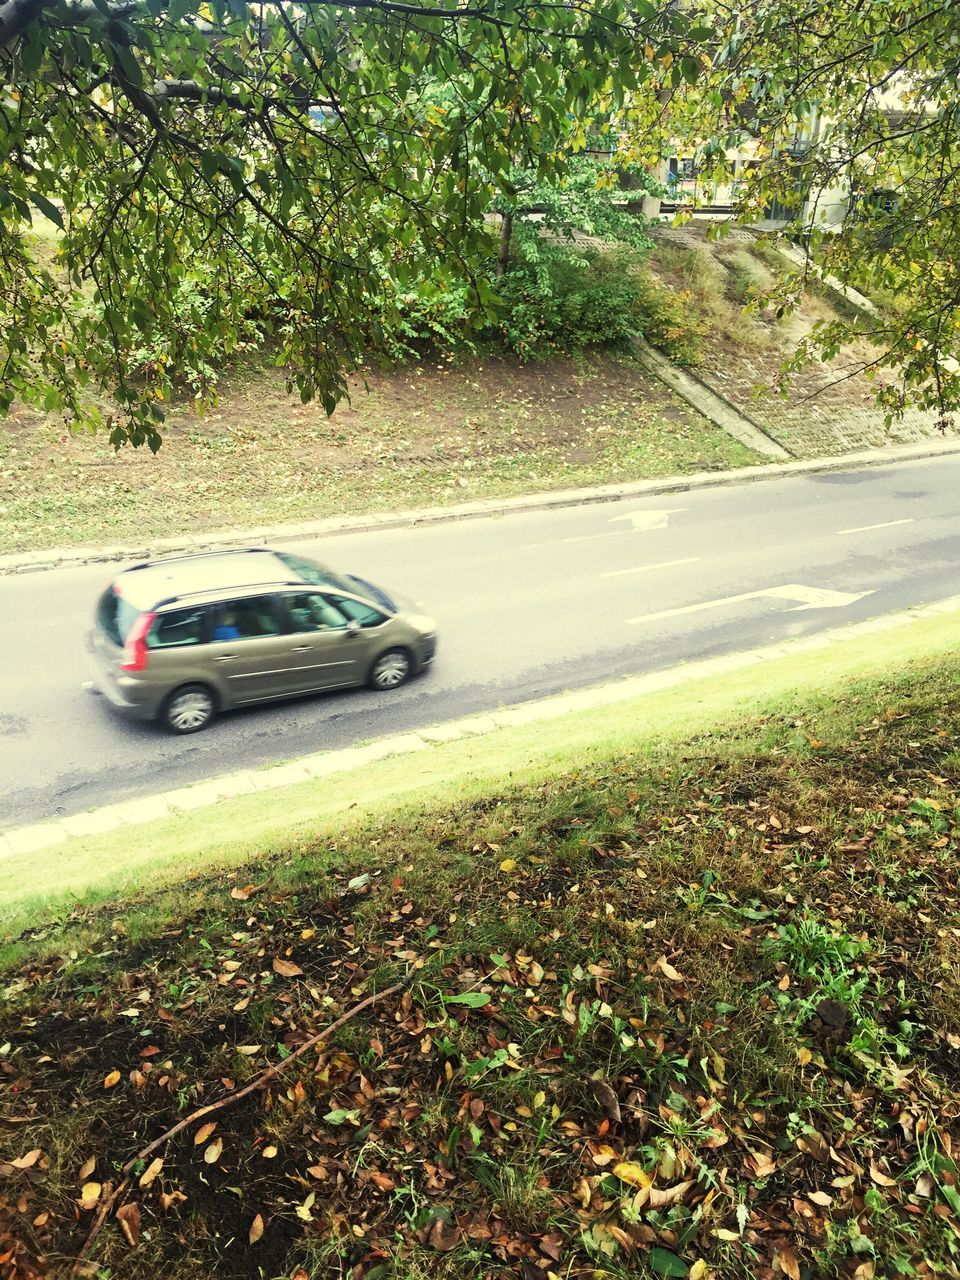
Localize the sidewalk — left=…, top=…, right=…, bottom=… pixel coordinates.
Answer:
left=3, top=437, right=960, bottom=576
left=5, top=589, right=960, bottom=859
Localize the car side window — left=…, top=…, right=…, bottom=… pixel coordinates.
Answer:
left=286, top=592, right=349, bottom=632
left=325, top=593, right=387, bottom=628
left=211, top=597, right=282, bottom=641
left=148, top=606, right=208, bottom=649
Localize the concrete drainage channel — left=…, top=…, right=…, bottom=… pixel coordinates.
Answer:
left=3, top=594, right=960, bottom=860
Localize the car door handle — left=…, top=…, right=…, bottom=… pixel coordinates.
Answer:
left=290, top=645, right=312, bottom=653
left=215, top=654, right=238, bottom=662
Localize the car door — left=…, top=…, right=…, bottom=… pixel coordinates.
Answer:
left=278, top=590, right=369, bottom=692
left=204, top=595, right=299, bottom=706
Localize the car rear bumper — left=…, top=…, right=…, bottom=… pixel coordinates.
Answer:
left=84, top=638, right=161, bottom=722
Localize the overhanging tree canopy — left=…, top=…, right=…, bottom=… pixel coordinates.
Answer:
left=0, top=0, right=694, bottom=446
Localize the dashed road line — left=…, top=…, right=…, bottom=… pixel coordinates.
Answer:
left=601, top=557, right=700, bottom=579
left=837, top=518, right=914, bottom=536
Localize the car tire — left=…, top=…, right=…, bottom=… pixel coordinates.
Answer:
left=160, top=683, right=217, bottom=734
left=368, top=648, right=412, bottom=691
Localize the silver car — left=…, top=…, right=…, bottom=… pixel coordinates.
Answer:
left=86, top=547, right=437, bottom=733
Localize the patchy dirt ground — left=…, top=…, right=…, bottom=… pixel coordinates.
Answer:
left=0, top=354, right=757, bottom=555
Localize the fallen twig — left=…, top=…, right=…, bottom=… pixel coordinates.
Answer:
left=73, top=972, right=413, bottom=1272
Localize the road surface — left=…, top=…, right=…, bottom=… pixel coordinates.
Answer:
left=2, top=454, right=958, bottom=828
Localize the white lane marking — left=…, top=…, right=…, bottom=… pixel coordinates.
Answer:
left=609, top=508, right=687, bottom=531
left=627, top=583, right=874, bottom=626
left=836, top=518, right=914, bottom=536
left=601, top=557, right=700, bottom=579
left=521, top=532, right=626, bottom=551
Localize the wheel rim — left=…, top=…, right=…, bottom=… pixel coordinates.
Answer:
left=373, top=652, right=409, bottom=689
left=168, top=690, right=212, bottom=730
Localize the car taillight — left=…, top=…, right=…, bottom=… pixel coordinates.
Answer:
left=120, top=612, right=156, bottom=672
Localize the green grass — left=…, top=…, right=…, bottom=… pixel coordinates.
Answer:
left=4, top=615, right=960, bottom=1279
left=3, top=609, right=957, bottom=943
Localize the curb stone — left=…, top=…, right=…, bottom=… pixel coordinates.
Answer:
left=4, top=439, right=960, bottom=576
left=3, top=593, right=959, bottom=861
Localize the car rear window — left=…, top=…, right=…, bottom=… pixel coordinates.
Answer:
left=96, top=587, right=142, bottom=646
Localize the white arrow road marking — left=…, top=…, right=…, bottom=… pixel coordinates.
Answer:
left=837, top=518, right=914, bottom=536
left=609, top=508, right=687, bottom=531
left=626, top=583, right=874, bottom=626
left=601, top=557, right=700, bottom=579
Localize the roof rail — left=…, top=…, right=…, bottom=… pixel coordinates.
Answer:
left=125, top=547, right=273, bottom=571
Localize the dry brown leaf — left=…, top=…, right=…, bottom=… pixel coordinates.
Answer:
left=869, top=1160, right=897, bottom=1188
left=261, top=1145, right=278, bottom=1160
left=370, top=1171, right=397, bottom=1192
left=647, top=1179, right=694, bottom=1209
left=103, top=1070, right=121, bottom=1089
left=139, top=1157, right=163, bottom=1189
left=79, top=1182, right=102, bottom=1209
left=78, top=1156, right=96, bottom=1182
left=203, top=1138, right=223, bottom=1165
left=426, top=1218, right=460, bottom=1252
left=272, top=957, right=304, bottom=978
left=808, top=1190, right=833, bottom=1207
left=656, top=955, right=686, bottom=983
left=11, top=1150, right=41, bottom=1170
left=231, top=884, right=256, bottom=900
left=778, top=1246, right=800, bottom=1280
left=115, top=1201, right=141, bottom=1248
left=590, top=1078, right=621, bottom=1123
left=194, top=1122, right=217, bottom=1146
left=159, top=1190, right=188, bottom=1212
left=915, top=1171, right=935, bottom=1198
left=852, top=1263, right=875, bottom=1280
left=248, top=1213, right=264, bottom=1244
left=306, top=1164, right=327, bottom=1181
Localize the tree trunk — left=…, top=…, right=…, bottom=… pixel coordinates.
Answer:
left=496, top=210, right=513, bottom=276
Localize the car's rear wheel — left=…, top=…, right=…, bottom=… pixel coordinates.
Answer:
left=368, top=648, right=412, bottom=691
left=161, top=684, right=217, bottom=734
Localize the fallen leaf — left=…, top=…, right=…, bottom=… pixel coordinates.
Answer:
left=78, top=1156, right=96, bottom=1181
left=590, top=1078, right=622, bottom=1123
left=262, top=1145, right=278, bottom=1159
left=427, top=1218, right=460, bottom=1251
left=777, top=1246, right=800, bottom=1280
left=139, top=1157, right=163, bottom=1188
left=370, top=1170, right=396, bottom=1191
left=249, top=1213, right=264, bottom=1244
left=11, top=1150, right=41, bottom=1170
left=115, top=1201, right=141, bottom=1248
left=869, top=1160, right=897, bottom=1188
left=272, top=957, right=304, bottom=978
left=79, top=1182, right=102, bottom=1209
left=499, top=858, right=517, bottom=872
left=231, top=884, right=256, bottom=900
left=647, top=1180, right=694, bottom=1209
left=194, top=1122, right=217, bottom=1145
left=103, top=1070, right=121, bottom=1089
left=160, top=1190, right=188, bottom=1211
left=612, top=1161, right=651, bottom=1189
left=236, top=1045, right=261, bottom=1056
left=915, top=1171, right=935, bottom=1198
left=656, top=955, right=686, bottom=983
left=808, top=1190, right=833, bottom=1207
left=688, top=1262, right=709, bottom=1280
left=204, top=1138, right=223, bottom=1165
left=647, top=1246, right=688, bottom=1277
left=852, top=1264, right=875, bottom=1280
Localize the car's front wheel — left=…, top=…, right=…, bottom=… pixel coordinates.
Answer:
left=368, top=648, right=412, bottom=691
left=161, top=684, right=217, bottom=734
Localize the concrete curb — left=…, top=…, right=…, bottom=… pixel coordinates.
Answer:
left=4, top=592, right=959, bottom=860
left=4, top=439, right=960, bottom=577
left=631, top=337, right=791, bottom=461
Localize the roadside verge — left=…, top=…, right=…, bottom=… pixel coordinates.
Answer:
left=4, top=595, right=959, bottom=935
left=3, top=438, right=960, bottom=575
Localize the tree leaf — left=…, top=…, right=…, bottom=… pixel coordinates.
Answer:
left=648, top=1247, right=689, bottom=1277
left=11, top=1149, right=41, bottom=1169
left=139, top=1157, right=163, bottom=1188
left=612, top=1161, right=651, bottom=1189
left=115, top=1201, right=141, bottom=1248
left=248, top=1212, right=264, bottom=1244
left=103, top=1070, right=121, bottom=1089
left=204, top=1138, right=223, bottom=1164
left=272, top=957, right=304, bottom=978
left=194, top=1122, right=217, bottom=1145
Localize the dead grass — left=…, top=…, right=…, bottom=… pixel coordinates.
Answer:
left=0, top=352, right=759, bottom=555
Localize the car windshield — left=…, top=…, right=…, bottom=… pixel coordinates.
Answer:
left=96, top=587, right=142, bottom=646
left=277, top=552, right=357, bottom=594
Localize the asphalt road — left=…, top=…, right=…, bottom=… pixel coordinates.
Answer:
left=3, top=455, right=959, bottom=829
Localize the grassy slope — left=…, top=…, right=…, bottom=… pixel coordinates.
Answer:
left=0, top=353, right=757, bottom=555
left=3, top=620, right=960, bottom=1279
